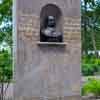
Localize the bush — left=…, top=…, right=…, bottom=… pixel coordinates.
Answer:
left=82, top=55, right=100, bottom=76
left=0, top=50, right=12, bottom=82
left=82, top=64, right=99, bottom=76
left=82, top=78, right=100, bottom=97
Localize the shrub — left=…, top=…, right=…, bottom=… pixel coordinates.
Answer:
left=0, top=50, right=12, bottom=82
left=82, top=78, right=100, bottom=97
left=82, top=64, right=99, bottom=76
left=82, top=55, right=100, bottom=76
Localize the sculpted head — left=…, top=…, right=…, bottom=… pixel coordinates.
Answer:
left=46, top=16, right=56, bottom=27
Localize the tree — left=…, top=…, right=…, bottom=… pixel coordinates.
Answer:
left=0, top=0, right=12, bottom=99
left=0, top=0, right=12, bottom=46
left=0, top=50, right=12, bottom=100
left=81, top=0, right=100, bottom=55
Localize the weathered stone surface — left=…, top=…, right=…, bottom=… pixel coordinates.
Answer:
left=63, top=17, right=81, bottom=42
left=14, top=96, right=81, bottom=100
left=13, top=0, right=81, bottom=99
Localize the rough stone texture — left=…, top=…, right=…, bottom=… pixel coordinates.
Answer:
left=13, top=0, right=81, bottom=100
left=14, top=96, right=81, bottom=100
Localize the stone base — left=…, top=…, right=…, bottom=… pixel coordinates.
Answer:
left=14, top=96, right=81, bottom=100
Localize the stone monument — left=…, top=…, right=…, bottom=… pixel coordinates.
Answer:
left=13, top=0, right=81, bottom=99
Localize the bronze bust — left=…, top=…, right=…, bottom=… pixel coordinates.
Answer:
left=40, top=16, right=63, bottom=42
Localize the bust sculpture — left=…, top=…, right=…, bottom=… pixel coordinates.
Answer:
left=40, top=16, right=63, bottom=42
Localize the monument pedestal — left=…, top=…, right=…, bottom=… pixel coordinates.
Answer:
left=13, top=0, right=81, bottom=100
left=15, top=96, right=81, bottom=100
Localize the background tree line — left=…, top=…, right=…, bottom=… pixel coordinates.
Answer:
left=0, top=0, right=12, bottom=99
left=82, top=0, right=100, bottom=55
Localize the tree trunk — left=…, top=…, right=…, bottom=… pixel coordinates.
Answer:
left=91, top=32, right=98, bottom=57
left=1, top=83, right=4, bottom=100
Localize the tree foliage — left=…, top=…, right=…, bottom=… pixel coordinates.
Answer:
left=0, top=0, right=12, bottom=86
left=82, top=78, right=100, bottom=97
left=0, top=1, right=12, bottom=99
left=82, top=0, right=100, bottom=54
left=0, top=50, right=12, bottom=82
left=82, top=54, right=100, bottom=76
left=0, top=0, right=12, bottom=46
left=0, top=49, right=12, bottom=100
